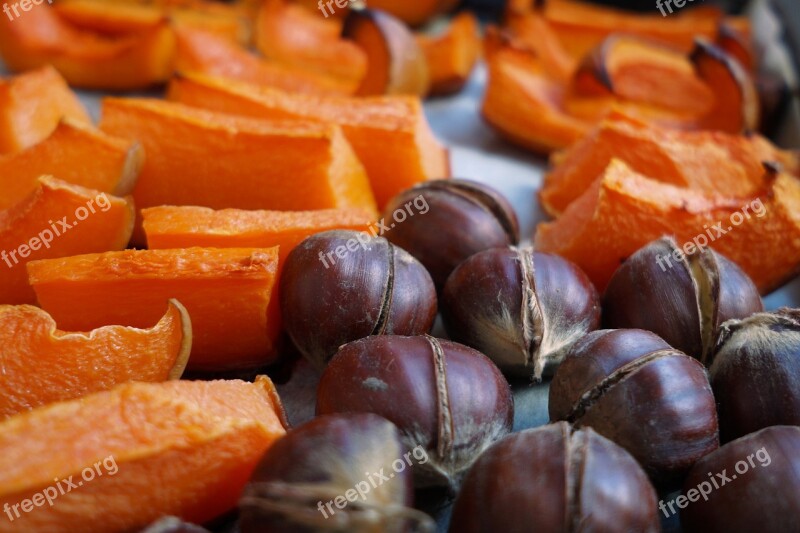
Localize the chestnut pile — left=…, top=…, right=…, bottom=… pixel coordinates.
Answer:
left=234, top=180, right=800, bottom=533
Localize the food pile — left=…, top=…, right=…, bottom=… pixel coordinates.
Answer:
left=0, top=0, right=798, bottom=532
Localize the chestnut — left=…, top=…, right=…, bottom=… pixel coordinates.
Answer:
left=382, top=179, right=520, bottom=291
left=549, top=329, right=719, bottom=482
left=239, top=413, right=435, bottom=533
left=140, top=518, right=210, bottom=533
left=441, top=247, right=600, bottom=380
left=680, top=425, right=800, bottom=533
left=449, top=422, right=660, bottom=533
left=603, top=236, right=763, bottom=364
left=280, top=230, right=437, bottom=368
left=709, top=308, right=800, bottom=442
left=316, top=335, right=514, bottom=490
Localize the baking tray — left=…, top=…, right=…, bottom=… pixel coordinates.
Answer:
left=1, top=0, right=798, bottom=530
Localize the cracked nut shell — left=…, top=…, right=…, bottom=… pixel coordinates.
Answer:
left=549, top=329, right=719, bottom=483
left=382, top=180, right=520, bottom=291
left=441, top=247, right=600, bottom=380
left=603, top=236, right=763, bottom=365
left=449, top=422, right=660, bottom=533
left=316, top=335, right=514, bottom=490
left=240, top=413, right=434, bottom=533
left=280, top=230, right=437, bottom=368
left=710, top=308, right=800, bottom=442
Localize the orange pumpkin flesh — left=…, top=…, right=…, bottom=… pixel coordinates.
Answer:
left=0, top=300, right=192, bottom=419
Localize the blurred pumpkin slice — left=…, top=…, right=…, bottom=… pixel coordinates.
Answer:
left=417, top=11, right=481, bottom=96
left=0, top=300, right=191, bottom=419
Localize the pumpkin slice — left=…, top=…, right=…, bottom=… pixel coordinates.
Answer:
left=503, top=11, right=576, bottom=83
left=0, top=119, right=143, bottom=210
left=417, top=11, right=481, bottom=96
left=254, top=0, right=367, bottom=91
left=691, top=39, right=759, bottom=133
left=53, top=0, right=166, bottom=34
left=541, top=0, right=721, bottom=59
left=572, top=35, right=715, bottom=118
left=174, top=26, right=355, bottom=96
left=540, top=114, right=794, bottom=215
left=0, top=300, right=191, bottom=419
left=142, top=206, right=373, bottom=263
left=0, top=377, right=286, bottom=531
left=28, top=247, right=282, bottom=371
left=0, top=177, right=134, bottom=305
left=0, top=66, right=90, bottom=154
left=99, top=98, right=376, bottom=233
left=343, top=8, right=429, bottom=96
left=717, top=19, right=754, bottom=71
left=535, top=159, right=800, bottom=293
left=0, top=2, right=176, bottom=90
left=482, top=47, right=590, bottom=153
left=168, top=73, right=449, bottom=207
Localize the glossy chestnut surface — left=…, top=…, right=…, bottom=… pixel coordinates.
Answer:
left=681, top=425, right=800, bottom=533
left=442, top=247, right=600, bottom=380
left=549, top=329, right=719, bottom=482
left=603, top=236, right=763, bottom=364
left=382, top=179, right=519, bottom=291
left=316, top=335, right=514, bottom=490
left=449, top=422, right=660, bottom=533
left=710, top=308, right=800, bottom=442
left=280, top=230, right=437, bottom=368
left=240, top=413, right=434, bottom=533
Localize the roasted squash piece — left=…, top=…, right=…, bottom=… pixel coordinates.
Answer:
left=0, top=119, right=142, bottom=210
left=482, top=47, right=590, bottom=153
left=29, top=247, right=282, bottom=371
left=0, top=2, right=176, bottom=90
left=0, top=378, right=286, bottom=531
left=99, top=98, right=377, bottom=226
left=417, top=12, right=481, bottom=96
left=503, top=11, right=576, bottom=83
left=536, top=159, right=800, bottom=294
left=691, top=39, right=760, bottom=133
left=0, top=67, right=90, bottom=154
left=168, top=73, right=449, bottom=207
left=0, top=300, right=191, bottom=419
left=343, top=8, right=429, bottom=96
left=572, top=35, right=715, bottom=118
left=174, top=26, right=356, bottom=96
left=0, top=177, right=134, bottom=305
left=541, top=114, right=797, bottom=216
left=143, top=206, right=373, bottom=263
left=254, top=0, right=367, bottom=91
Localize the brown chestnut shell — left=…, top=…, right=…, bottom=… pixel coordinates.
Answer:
left=316, top=335, right=514, bottom=490
left=681, top=425, right=800, bottom=533
left=449, top=422, right=660, bottom=533
left=280, top=230, right=437, bottom=368
left=549, top=329, right=719, bottom=483
left=382, top=179, right=520, bottom=291
left=442, top=247, right=600, bottom=380
left=603, top=236, right=763, bottom=365
left=239, top=413, right=435, bottom=533
left=710, top=308, right=800, bottom=442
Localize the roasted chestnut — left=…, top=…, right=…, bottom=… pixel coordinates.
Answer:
left=442, top=247, right=600, bottom=380
left=681, top=425, right=800, bottom=533
left=603, top=236, right=763, bottom=364
left=240, top=413, right=435, bottom=533
left=280, top=230, right=437, bottom=368
left=316, top=335, right=514, bottom=490
left=382, top=179, right=520, bottom=291
left=449, top=422, right=660, bottom=533
left=549, top=329, right=719, bottom=482
left=709, top=308, right=800, bottom=442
